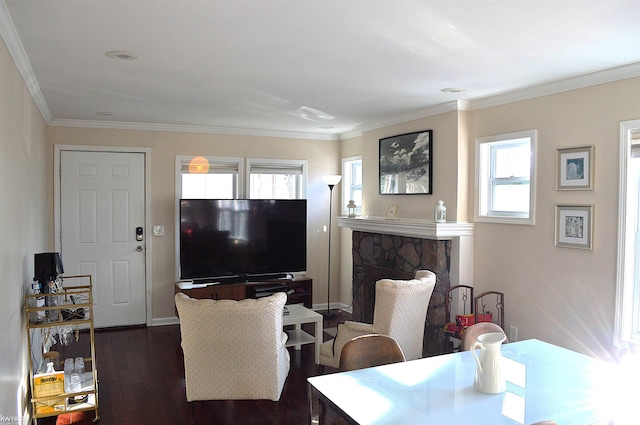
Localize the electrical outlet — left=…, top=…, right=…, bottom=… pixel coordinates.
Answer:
left=509, top=325, right=518, bottom=342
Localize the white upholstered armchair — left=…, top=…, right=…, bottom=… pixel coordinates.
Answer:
left=175, top=291, right=290, bottom=403
left=319, top=270, right=436, bottom=369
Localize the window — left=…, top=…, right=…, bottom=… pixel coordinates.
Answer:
left=615, top=119, right=640, bottom=351
left=475, top=130, right=537, bottom=225
left=247, top=158, right=307, bottom=199
left=176, top=156, right=243, bottom=199
left=342, top=156, right=362, bottom=215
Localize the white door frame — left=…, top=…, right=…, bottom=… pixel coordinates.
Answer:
left=54, top=144, right=153, bottom=327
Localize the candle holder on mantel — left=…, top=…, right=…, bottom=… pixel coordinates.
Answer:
left=434, top=200, right=447, bottom=222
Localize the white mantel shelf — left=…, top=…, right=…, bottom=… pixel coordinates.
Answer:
left=337, top=216, right=474, bottom=240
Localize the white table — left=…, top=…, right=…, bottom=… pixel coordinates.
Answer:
left=308, top=339, right=634, bottom=424
left=283, top=303, right=322, bottom=364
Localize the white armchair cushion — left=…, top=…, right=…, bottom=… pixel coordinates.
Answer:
left=175, top=291, right=290, bottom=402
left=319, top=321, right=375, bottom=369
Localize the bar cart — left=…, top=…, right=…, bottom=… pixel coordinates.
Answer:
left=25, top=275, right=100, bottom=424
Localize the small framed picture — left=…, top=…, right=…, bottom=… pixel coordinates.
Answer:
left=555, top=205, right=593, bottom=250
left=386, top=205, right=399, bottom=220
left=556, top=146, right=594, bottom=190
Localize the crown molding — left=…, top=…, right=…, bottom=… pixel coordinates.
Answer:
left=338, top=128, right=363, bottom=140
left=337, top=100, right=469, bottom=139
left=336, top=66, right=639, bottom=139
left=49, top=118, right=341, bottom=141
left=0, top=1, right=52, bottom=123
left=468, top=62, right=640, bottom=110
left=3, top=0, right=636, bottom=142
left=356, top=100, right=461, bottom=134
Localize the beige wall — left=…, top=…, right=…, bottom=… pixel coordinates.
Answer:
left=469, top=77, right=640, bottom=359
left=341, top=78, right=640, bottom=359
left=0, top=37, right=49, bottom=419
left=337, top=110, right=467, bottom=308
left=47, top=127, right=341, bottom=320
left=339, top=135, right=363, bottom=306
left=361, top=110, right=465, bottom=221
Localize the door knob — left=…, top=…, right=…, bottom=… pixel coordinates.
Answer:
left=136, top=246, right=143, bottom=252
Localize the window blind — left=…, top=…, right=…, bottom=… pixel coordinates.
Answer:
left=249, top=162, right=303, bottom=175
left=180, top=161, right=239, bottom=174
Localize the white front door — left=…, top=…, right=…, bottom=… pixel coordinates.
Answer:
left=59, top=150, right=146, bottom=328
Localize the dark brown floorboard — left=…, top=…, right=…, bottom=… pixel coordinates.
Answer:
left=39, top=309, right=349, bottom=425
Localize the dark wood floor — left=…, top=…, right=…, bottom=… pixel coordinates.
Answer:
left=40, top=309, right=349, bottom=425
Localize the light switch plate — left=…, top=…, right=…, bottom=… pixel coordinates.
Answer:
left=153, top=225, right=165, bottom=237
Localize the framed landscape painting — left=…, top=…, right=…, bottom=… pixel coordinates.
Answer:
left=379, top=130, right=433, bottom=194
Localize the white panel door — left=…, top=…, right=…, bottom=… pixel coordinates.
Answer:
left=60, top=150, right=146, bottom=328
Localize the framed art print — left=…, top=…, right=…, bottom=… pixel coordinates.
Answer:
left=555, top=204, right=593, bottom=250
left=385, top=205, right=399, bottom=220
left=379, top=130, right=433, bottom=194
left=557, top=145, right=594, bottom=190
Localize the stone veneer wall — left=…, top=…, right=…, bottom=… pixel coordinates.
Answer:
left=351, top=231, right=451, bottom=357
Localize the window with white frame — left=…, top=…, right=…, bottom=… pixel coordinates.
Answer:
left=615, top=119, right=640, bottom=351
left=176, top=156, right=243, bottom=200
left=247, top=158, right=307, bottom=199
left=342, top=156, right=362, bottom=215
left=475, top=130, right=537, bottom=225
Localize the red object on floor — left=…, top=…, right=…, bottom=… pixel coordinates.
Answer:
left=56, top=411, right=94, bottom=425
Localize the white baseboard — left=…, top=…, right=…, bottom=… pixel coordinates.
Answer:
left=311, top=302, right=351, bottom=313
left=151, top=316, right=180, bottom=326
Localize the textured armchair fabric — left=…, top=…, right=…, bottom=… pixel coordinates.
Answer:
left=319, top=270, right=436, bottom=369
left=175, top=292, right=290, bottom=402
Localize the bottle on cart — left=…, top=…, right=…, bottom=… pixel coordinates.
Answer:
left=28, top=279, right=46, bottom=323
left=44, top=278, right=59, bottom=322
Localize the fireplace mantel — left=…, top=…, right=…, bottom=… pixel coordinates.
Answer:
left=339, top=216, right=475, bottom=346
left=338, top=216, right=474, bottom=288
left=337, top=216, right=474, bottom=240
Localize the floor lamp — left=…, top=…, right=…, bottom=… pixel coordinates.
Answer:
left=322, top=174, right=341, bottom=321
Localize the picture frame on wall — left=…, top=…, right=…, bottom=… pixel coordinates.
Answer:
left=556, top=145, right=594, bottom=190
left=555, top=204, right=593, bottom=250
left=379, top=130, right=433, bottom=195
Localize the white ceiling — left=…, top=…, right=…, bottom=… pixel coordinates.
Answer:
left=2, top=0, right=639, bottom=139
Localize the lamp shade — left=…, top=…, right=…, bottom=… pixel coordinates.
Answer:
left=322, top=175, right=342, bottom=186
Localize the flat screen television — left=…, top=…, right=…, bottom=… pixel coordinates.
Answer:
left=179, top=199, right=307, bottom=282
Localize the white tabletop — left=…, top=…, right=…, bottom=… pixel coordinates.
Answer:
left=283, top=303, right=322, bottom=325
left=308, top=339, right=633, bottom=425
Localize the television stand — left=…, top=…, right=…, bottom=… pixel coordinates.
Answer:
left=175, top=276, right=313, bottom=309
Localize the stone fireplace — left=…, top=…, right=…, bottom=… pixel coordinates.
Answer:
left=338, top=217, right=474, bottom=357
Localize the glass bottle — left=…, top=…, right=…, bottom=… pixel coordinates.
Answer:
left=28, top=279, right=45, bottom=323
left=44, top=278, right=59, bottom=322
